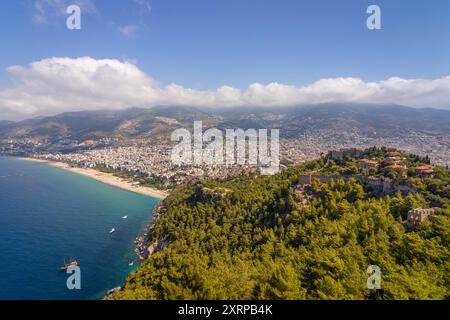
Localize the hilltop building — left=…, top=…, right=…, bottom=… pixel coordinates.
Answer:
left=407, top=208, right=438, bottom=229
left=327, top=148, right=363, bottom=163
left=359, top=159, right=379, bottom=173
left=415, top=165, right=434, bottom=178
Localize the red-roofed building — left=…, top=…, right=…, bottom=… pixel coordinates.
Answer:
left=386, top=151, right=401, bottom=158
left=415, top=165, right=434, bottom=178
left=359, top=159, right=379, bottom=173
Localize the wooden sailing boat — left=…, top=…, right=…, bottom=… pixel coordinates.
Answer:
left=59, top=258, right=79, bottom=271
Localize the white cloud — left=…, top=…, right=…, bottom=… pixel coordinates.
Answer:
left=133, top=0, right=152, bottom=14
left=118, top=25, right=139, bottom=37
left=117, top=0, right=152, bottom=38
left=0, top=57, right=450, bottom=120
left=31, top=1, right=151, bottom=37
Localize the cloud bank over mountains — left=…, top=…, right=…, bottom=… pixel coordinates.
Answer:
left=1, top=57, right=450, bottom=120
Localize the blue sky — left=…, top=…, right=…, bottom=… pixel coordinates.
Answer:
left=1, top=0, right=450, bottom=119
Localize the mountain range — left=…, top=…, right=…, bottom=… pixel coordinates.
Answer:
left=0, top=104, right=449, bottom=142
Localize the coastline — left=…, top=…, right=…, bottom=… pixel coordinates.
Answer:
left=15, top=157, right=169, bottom=200
left=0, top=156, right=166, bottom=299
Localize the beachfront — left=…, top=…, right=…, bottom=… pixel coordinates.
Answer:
left=16, top=157, right=169, bottom=199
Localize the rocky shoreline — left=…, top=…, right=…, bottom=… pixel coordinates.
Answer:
left=133, top=202, right=168, bottom=263
left=100, top=191, right=173, bottom=298
left=105, top=201, right=168, bottom=297
left=105, top=202, right=169, bottom=297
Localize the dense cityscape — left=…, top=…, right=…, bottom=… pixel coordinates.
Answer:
left=1, top=127, right=448, bottom=191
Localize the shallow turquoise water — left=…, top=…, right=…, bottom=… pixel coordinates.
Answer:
left=0, top=157, right=159, bottom=300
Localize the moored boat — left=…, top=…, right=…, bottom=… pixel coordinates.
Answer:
left=59, top=259, right=79, bottom=272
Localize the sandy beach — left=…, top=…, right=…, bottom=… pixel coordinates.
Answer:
left=16, top=157, right=169, bottom=199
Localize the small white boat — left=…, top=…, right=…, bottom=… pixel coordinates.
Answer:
left=109, top=228, right=116, bottom=234
left=122, top=216, right=128, bottom=219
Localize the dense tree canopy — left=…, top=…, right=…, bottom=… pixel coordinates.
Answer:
left=109, top=159, right=449, bottom=300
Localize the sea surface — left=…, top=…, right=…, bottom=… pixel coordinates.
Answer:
left=0, top=157, right=159, bottom=300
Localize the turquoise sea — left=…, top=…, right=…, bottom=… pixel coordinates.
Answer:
left=0, top=157, right=159, bottom=300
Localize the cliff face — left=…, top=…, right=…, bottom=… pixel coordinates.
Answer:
left=193, top=184, right=229, bottom=205
left=147, top=239, right=169, bottom=257
left=143, top=185, right=230, bottom=259
left=135, top=203, right=168, bottom=260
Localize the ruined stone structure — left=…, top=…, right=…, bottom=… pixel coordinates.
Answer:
left=407, top=208, right=438, bottom=229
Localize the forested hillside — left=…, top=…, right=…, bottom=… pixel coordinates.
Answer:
left=109, top=158, right=449, bottom=300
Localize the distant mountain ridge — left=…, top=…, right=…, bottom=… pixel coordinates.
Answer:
left=0, top=120, right=14, bottom=127
left=1, top=104, right=449, bottom=142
